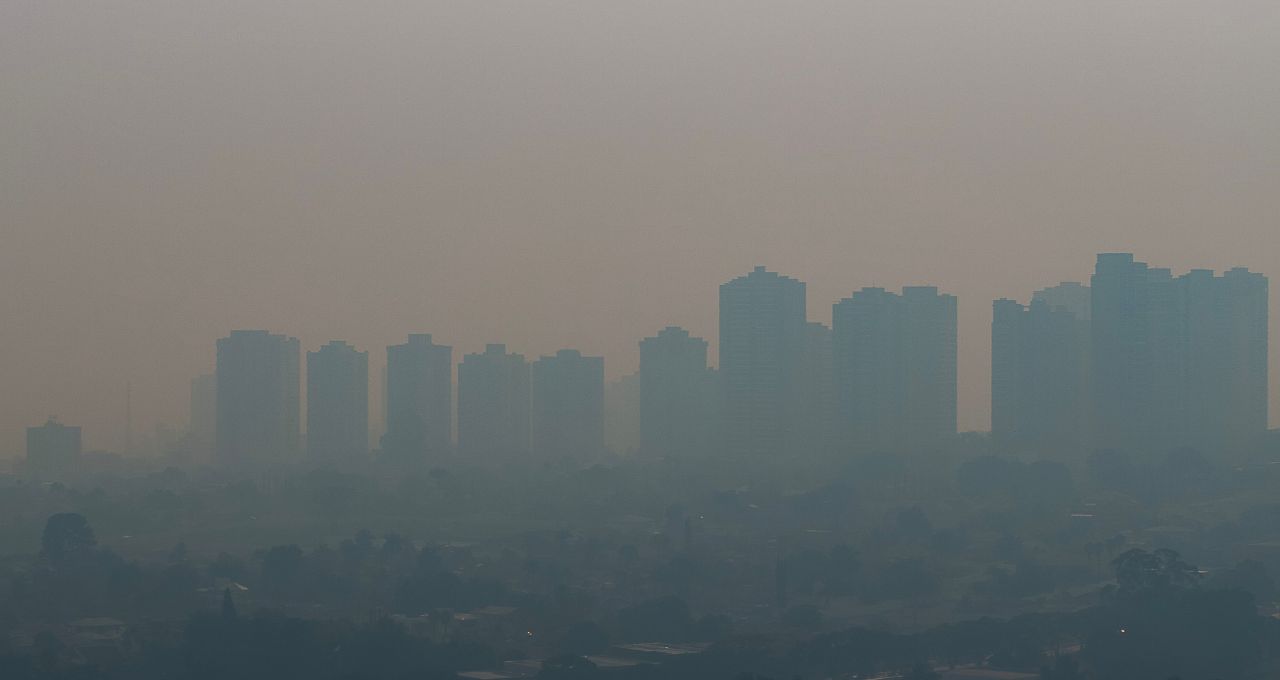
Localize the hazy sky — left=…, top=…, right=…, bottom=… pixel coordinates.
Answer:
left=4, top=2, right=1279, bottom=453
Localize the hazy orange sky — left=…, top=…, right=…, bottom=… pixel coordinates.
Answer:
left=3, top=2, right=1279, bottom=453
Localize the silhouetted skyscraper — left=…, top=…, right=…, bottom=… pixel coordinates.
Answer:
left=382, top=334, right=452, bottom=461
left=1033, top=281, right=1091, bottom=321
left=1091, top=254, right=1268, bottom=454
left=639, top=326, right=716, bottom=458
left=833, top=286, right=957, bottom=452
left=833, top=287, right=900, bottom=452
left=1206, top=267, right=1267, bottom=450
left=458, top=344, right=531, bottom=461
left=719, top=266, right=807, bottom=457
left=215, top=330, right=300, bottom=464
left=1091, top=254, right=1182, bottom=452
left=1091, top=255, right=1144, bottom=450
left=901, top=287, right=958, bottom=446
left=532, top=349, right=604, bottom=461
left=991, top=283, right=1091, bottom=455
left=306, top=340, right=369, bottom=463
left=1180, top=267, right=1267, bottom=452
left=26, top=417, right=81, bottom=477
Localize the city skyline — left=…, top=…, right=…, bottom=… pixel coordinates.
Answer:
left=10, top=254, right=1278, bottom=456
left=6, top=5, right=1280, bottom=676
left=14, top=256, right=1271, bottom=462
left=6, top=3, right=1280, bottom=455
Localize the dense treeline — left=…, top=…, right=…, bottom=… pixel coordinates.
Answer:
left=5, top=441, right=1280, bottom=679
left=1, top=548, right=1276, bottom=679
left=3, top=513, right=1280, bottom=678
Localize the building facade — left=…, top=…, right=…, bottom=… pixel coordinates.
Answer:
left=306, top=340, right=369, bottom=463
left=215, top=330, right=300, bottom=464
left=1091, top=254, right=1268, bottom=454
left=639, top=326, right=717, bottom=458
left=458, top=344, right=531, bottom=461
left=532, top=349, right=604, bottom=461
left=382, top=334, right=452, bottom=461
left=719, top=266, right=808, bottom=457
left=991, top=283, right=1091, bottom=455
left=833, top=286, right=957, bottom=452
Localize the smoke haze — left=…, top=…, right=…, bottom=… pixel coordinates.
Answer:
left=4, top=1, right=1279, bottom=451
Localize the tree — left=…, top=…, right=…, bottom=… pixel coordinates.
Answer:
left=1111, top=548, right=1200, bottom=597
left=1086, top=548, right=1261, bottom=679
left=380, top=532, right=408, bottom=560
left=40, top=513, right=97, bottom=562
left=1207, top=559, right=1276, bottom=602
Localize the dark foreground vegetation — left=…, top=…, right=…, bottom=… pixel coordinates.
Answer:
left=5, top=442, right=1280, bottom=678
left=1, top=521, right=1276, bottom=680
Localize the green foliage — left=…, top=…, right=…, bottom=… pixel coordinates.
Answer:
left=39, top=513, right=96, bottom=562
left=1110, top=548, right=1201, bottom=598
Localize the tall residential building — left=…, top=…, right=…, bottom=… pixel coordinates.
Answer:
left=189, top=373, right=216, bottom=460
left=306, top=340, right=369, bottom=463
left=382, top=334, right=452, bottom=461
left=1091, top=254, right=1174, bottom=452
left=719, top=266, right=808, bottom=457
left=991, top=283, right=1091, bottom=455
left=639, top=326, right=717, bottom=458
left=26, top=418, right=81, bottom=477
left=1033, top=281, right=1091, bottom=321
left=1090, top=254, right=1268, bottom=453
left=1181, top=267, right=1269, bottom=452
left=833, top=287, right=901, bottom=452
left=532, top=349, right=604, bottom=461
left=458, top=344, right=531, bottom=461
left=833, top=286, right=957, bottom=452
left=1204, top=267, right=1268, bottom=450
left=901, top=287, right=959, bottom=446
left=215, top=330, right=300, bottom=464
